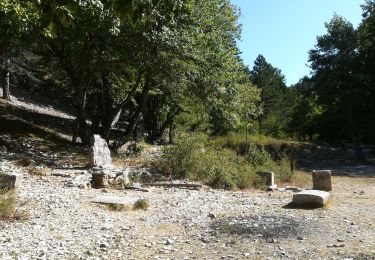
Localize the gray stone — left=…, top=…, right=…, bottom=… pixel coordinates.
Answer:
left=256, top=171, right=275, bottom=186
left=91, top=171, right=108, bottom=189
left=90, top=196, right=140, bottom=208
left=0, top=173, right=23, bottom=190
left=88, top=135, right=112, bottom=168
left=292, top=190, right=330, bottom=207
left=312, top=170, right=332, bottom=191
left=90, top=168, right=129, bottom=189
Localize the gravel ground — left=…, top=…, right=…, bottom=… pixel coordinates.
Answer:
left=0, top=95, right=374, bottom=259
left=0, top=159, right=374, bottom=260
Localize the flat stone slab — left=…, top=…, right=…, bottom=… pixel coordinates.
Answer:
left=90, top=196, right=139, bottom=206
left=292, top=190, right=330, bottom=207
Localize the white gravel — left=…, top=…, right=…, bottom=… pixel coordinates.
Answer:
left=1, top=159, right=374, bottom=259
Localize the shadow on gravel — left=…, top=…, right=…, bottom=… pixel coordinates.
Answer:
left=282, top=202, right=329, bottom=210
left=211, top=215, right=313, bottom=240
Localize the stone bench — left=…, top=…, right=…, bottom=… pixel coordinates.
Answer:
left=292, top=190, right=331, bottom=208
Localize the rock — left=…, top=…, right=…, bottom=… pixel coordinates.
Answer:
left=0, top=172, right=23, bottom=190
left=165, top=239, right=174, bottom=245
left=312, top=170, right=332, bottom=191
left=90, top=196, right=140, bottom=208
left=88, top=135, right=112, bottom=168
left=292, top=190, right=331, bottom=207
left=64, top=174, right=91, bottom=189
left=91, top=171, right=108, bottom=189
left=285, top=186, right=301, bottom=192
left=266, top=184, right=278, bottom=191
left=90, top=168, right=129, bottom=189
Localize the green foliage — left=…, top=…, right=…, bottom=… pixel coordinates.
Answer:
left=307, top=14, right=374, bottom=148
left=160, top=132, right=294, bottom=190
left=123, top=142, right=143, bottom=157
left=250, top=55, right=295, bottom=138
left=0, top=0, right=35, bottom=53
left=246, top=144, right=271, bottom=167
left=288, top=77, right=323, bottom=140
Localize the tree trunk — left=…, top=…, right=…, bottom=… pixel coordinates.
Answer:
left=72, top=87, right=92, bottom=145
left=2, top=58, right=10, bottom=101
left=102, top=71, right=143, bottom=140
left=168, top=120, right=174, bottom=144
left=113, top=74, right=151, bottom=149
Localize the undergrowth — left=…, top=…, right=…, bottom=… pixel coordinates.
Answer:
left=156, top=132, right=295, bottom=190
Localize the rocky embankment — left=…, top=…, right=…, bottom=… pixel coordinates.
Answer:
left=0, top=157, right=374, bottom=260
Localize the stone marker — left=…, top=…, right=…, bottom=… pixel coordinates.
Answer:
left=312, top=170, right=332, bottom=191
left=0, top=173, right=23, bottom=190
left=257, top=171, right=275, bottom=186
left=257, top=171, right=277, bottom=190
left=90, top=196, right=139, bottom=208
left=88, top=135, right=112, bottom=168
left=292, top=190, right=330, bottom=207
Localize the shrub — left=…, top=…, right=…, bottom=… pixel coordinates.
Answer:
left=158, top=132, right=295, bottom=190
left=0, top=190, right=27, bottom=221
left=160, top=133, right=258, bottom=190
left=133, top=199, right=149, bottom=210
left=246, top=144, right=272, bottom=167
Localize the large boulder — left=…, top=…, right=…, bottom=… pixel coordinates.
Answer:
left=292, top=190, right=331, bottom=207
left=88, top=135, right=112, bottom=168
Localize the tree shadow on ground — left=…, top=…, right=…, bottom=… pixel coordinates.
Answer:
left=211, top=215, right=315, bottom=240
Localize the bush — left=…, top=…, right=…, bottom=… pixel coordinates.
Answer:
left=133, top=199, right=149, bottom=210
left=160, top=133, right=257, bottom=190
left=158, top=132, right=295, bottom=190
left=246, top=144, right=272, bottom=167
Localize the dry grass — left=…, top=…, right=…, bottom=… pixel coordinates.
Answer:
left=0, top=190, right=28, bottom=222
left=282, top=170, right=311, bottom=187
left=25, top=165, right=51, bottom=176
left=106, top=203, right=132, bottom=211
left=106, top=199, right=149, bottom=212
left=133, top=199, right=149, bottom=210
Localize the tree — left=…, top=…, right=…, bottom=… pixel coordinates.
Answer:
left=358, top=0, right=375, bottom=143
left=0, top=0, right=34, bottom=100
left=30, top=0, right=258, bottom=149
left=288, top=77, right=322, bottom=140
left=250, top=55, right=292, bottom=137
left=309, top=15, right=368, bottom=159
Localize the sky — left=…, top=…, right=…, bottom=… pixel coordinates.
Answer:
left=230, top=0, right=364, bottom=85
